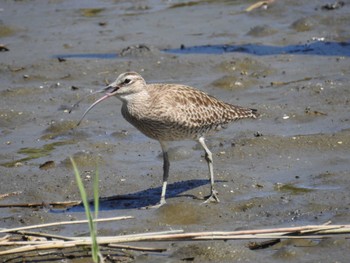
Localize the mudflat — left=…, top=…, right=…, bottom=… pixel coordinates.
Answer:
left=1, top=1, right=349, bottom=262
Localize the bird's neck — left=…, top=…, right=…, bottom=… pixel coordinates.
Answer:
left=119, top=89, right=150, bottom=104
left=119, top=89, right=151, bottom=116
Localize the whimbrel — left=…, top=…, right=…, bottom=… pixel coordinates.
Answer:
left=75, top=72, right=258, bottom=208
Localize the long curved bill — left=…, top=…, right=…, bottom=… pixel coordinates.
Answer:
left=68, top=87, right=106, bottom=113
left=76, top=92, right=114, bottom=126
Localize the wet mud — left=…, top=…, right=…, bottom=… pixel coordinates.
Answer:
left=0, top=0, right=350, bottom=262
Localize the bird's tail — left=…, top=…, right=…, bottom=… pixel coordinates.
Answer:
left=250, top=108, right=259, bottom=118
left=235, top=107, right=258, bottom=120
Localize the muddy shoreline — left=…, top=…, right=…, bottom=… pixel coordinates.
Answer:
left=1, top=0, right=350, bottom=262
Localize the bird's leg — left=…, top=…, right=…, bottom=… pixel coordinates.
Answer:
left=158, top=149, right=170, bottom=206
left=143, top=141, right=169, bottom=209
left=199, top=137, right=220, bottom=203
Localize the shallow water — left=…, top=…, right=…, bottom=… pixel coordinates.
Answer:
left=165, top=41, right=350, bottom=56
left=1, top=0, right=350, bottom=262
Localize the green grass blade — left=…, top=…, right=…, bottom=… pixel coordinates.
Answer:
left=92, top=167, right=100, bottom=262
left=70, top=158, right=92, bottom=230
left=70, top=157, right=100, bottom=262
left=93, top=167, right=99, bottom=220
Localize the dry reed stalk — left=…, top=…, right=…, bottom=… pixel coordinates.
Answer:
left=107, top=244, right=167, bottom=252
left=245, top=0, right=275, bottom=12
left=0, top=216, right=133, bottom=234
left=1, top=224, right=349, bottom=256
left=0, top=200, right=81, bottom=208
left=0, top=191, right=22, bottom=200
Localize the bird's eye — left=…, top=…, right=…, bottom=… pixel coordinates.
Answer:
left=124, top=78, right=131, bottom=84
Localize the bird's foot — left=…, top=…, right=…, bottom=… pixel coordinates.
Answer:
left=140, top=199, right=166, bottom=209
left=202, top=190, right=220, bottom=204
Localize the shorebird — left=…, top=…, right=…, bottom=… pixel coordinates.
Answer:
left=74, top=72, right=257, bottom=208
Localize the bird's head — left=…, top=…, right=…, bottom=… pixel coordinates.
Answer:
left=105, top=71, right=146, bottom=98
left=74, top=71, right=146, bottom=125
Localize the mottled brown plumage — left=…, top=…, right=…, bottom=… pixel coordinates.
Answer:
left=77, top=72, right=257, bottom=208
